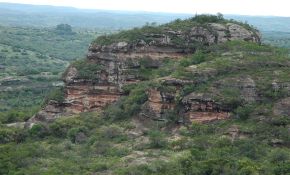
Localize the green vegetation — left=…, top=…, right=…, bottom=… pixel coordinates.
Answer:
left=44, top=87, right=66, bottom=104
left=263, top=31, right=290, bottom=49
left=105, top=82, right=149, bottom=121
left=0, top=25, right=103, bottom=123
left=93, top=14, right=256, bottom=47
left=55, top=24, right=74, bottom=35
left=1, top=40, right=287, bottom=174
left=72, top=59, right=104, bottom=80
left=1, top=11, right=290, bottom=175
left=94, top=25, right=164, bottom=45
left=0, top=88, right=47, bottom=123
left=0, top=25, right=99, bottom=61
left=0, top=108, right=289, bottom=174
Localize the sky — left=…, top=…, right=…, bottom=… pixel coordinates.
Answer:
left=0, top=0, right=289, bottom=17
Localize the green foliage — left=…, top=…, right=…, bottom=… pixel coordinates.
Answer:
left=67, top=126, right=88, bottom=143
left=49, top=116, right=87, bottom=138
left=148, top=130, right=167, bottom=148
left=164, top=13, right=226, bottom=31
left=219, top=88, right=243, bottom=109
left=0, top=25, right=100, bottom=122
left=273, top=161, right=290, bottom=175
left=104, top=83, right=149, bottom=120
left=189, top=122, right=214, bottom=136
left=269, top=149, right=290, bottom=164
left=55, top=24, right=73, bottom=35
left=192, top=13, right=225, bottom=24
left=0, top=89, right=43, bottom=123
left=44, top=87, right=65, bottom=104
left=179, top=50, right=209, bottom=67
left=0, top=126, right=27, bottom=144
left=99, top=124, right=124, bottom=140
left=0, top=110, right=29, bottom=124
left=72, top=59, right=104, bottom=79
left=270, top=116, right=290, bottom=126
left=234, top=103, right=256, bottom=120
left=29, top=123, right=48, bottom=139
left=94, top=25, right=164, bottom=45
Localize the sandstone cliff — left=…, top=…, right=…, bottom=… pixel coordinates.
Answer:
left=30, top=15, right=263, bottom=124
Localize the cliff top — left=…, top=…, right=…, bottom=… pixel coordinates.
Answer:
left=92, top=14, right=260, bottom=47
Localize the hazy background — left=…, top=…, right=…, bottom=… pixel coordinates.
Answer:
left=0, top=0, right=289, bottom=16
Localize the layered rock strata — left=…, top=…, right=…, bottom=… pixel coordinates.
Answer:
left=31, top=22, right=261, bottom=124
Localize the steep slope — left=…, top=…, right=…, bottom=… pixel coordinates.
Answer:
left=30, top=15, right=261, bottom=124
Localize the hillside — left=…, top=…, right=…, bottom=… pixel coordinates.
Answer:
left=1, top=15, right=290, bottom=175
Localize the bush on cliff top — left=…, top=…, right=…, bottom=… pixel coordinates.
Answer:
left=43, top=87, right=65, bottom=104
left=72, top=59, right=104, bottom=80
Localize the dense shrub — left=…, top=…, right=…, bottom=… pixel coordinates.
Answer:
left=234, top=103, right=256, bottom=120
left=104, top=83, right=148, bottom=120
left=0, top=127, right=27, bottom=144
left=99, top=124, right=123, bottom=140
left=44, top=87, right=65, bottom=104
left=219, top=88, right=243, bottom=110
left=179, top=50, right=208, bottom=67
left=72, top=59, right=104, bottom=79
left=148, top=130, right=167, bottom=148
left=29, top=123, right=48, bottom=139
left=0, top=110, right=30, bottom=124
left=67, top=126, right=88, bottom=143
left=49, top=117, right=86, bottom=138
left=55, top=24, right=74, bottom=35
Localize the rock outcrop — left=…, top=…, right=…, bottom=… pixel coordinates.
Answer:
left=273, top=97, right=290, bottom=116
left=182, top=92, right=230, bottom=123
left=141, top=88, right=176, bottom=120
left=30, top=19, right=261, bottom=124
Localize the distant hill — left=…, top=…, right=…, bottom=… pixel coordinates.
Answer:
left=225, top=15, right=290, bottom=32
left=1, top=3, right=289, bottom=33
left=0, top=2, right=190, bottom=29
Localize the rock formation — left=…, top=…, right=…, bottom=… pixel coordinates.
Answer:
left=30, top=19, right=261, bottom=124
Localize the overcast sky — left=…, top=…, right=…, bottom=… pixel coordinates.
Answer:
left=0, top=0, right=289, bottom=17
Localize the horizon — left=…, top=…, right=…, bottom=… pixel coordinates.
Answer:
left=0, top=0, right=290, bottom=17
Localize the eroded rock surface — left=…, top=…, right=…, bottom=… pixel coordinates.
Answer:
left=141, top=88, right=176, bottom=120
left=182, top=92, right=230, bottom=123
left=273, top=97, right=290, bottom=116
left=31, top=21, right=261, bottom=124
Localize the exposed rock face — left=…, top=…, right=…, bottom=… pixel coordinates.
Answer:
left=141, top=88, right=176, bottom=120
left=31, top=22, right=261, bottom=124
left=190, top=23, right=261, bottom=45
left=140, top=87, right=231, bottom=123
left=214, top=76, right=258, bottom=103
left=227, top=23, right=261, bottom=43
left=29, top=101, right=67, bottom=123
left=182, top=92, right=230, bottom=123
left=273, top=97, right=290, bottom=116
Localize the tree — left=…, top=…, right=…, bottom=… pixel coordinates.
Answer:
left=55, top=24, right=73, bottom=35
